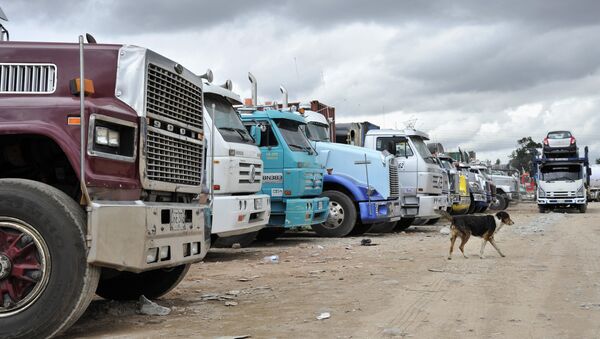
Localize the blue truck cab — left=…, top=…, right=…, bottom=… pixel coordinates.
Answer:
left=301, top=109, right=404, bottom=236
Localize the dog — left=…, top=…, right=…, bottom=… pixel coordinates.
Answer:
left=436, top=210, right=514, bottom=259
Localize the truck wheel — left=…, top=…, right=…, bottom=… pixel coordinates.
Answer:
left=538, top=205, right=546, bottom=213
left=347, top=220, right=372, bottom=236
left=212, top=231, right=258, bottom=248
left=96, top=264, right=190, bottom=301
left=310, top=191, right=357, bottom=237
left=578, top=204, right=587, bottom=213
left=368, top=221, right=397, bottom=233
left=0, top=179, right=100, bottom=339
left=394, top=217, right=415, bottom=232
left=490, top=195, right=506, bottom=211
left=256, top=227, right=286, bottom=241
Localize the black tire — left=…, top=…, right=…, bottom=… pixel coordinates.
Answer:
left=96, top=264, right=190, bottom=301
left=347, top=220, right=372, bottom=236
left=310, top=190, right=357, bottom=237
left=425, top=217, right=440, bottom=225
left=212, top=231, right=258, bottom=248
left=467, top=198, right=477, bottom=214
left=579, top=204, right=587, bottom=214
left=255, top=227, right=286, bottom=241
left=394, top=217, right=415, bottom=232
left=0, top=179, right=100, bottom=339
left=490, top=195, right=506, bottom=211
left=538, top=205, right=546, bottom=213
left=368, top=221, right=397, bottom=233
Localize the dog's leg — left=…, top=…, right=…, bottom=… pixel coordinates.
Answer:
left=480, top=238, right=488, bottom=259
left=489, top=237, right=505, bottom=257
left=459, top=233, right=470, bottom=258
left=448, top=230, right=457, bottom=260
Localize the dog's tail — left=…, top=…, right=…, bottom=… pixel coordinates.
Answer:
left=435, top=209, right=453, bottom=222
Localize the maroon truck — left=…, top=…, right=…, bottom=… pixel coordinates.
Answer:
left=0, top=25, right=211, bottom=338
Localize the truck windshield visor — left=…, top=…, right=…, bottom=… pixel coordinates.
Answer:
left=275, top=119, right=313, bottom=152
left=305, top=122, right=330, bottom=142
left=205, top=94, right=254, bottom=145
left=541, top=165, right=582, bottom=181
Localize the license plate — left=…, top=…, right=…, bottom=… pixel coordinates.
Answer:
left=170, top=209, right=186, bottom=231
left=254, top=198, right=263, bottom=210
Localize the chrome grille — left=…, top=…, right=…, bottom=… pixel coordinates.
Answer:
left=146, top=129, right=202, bottom=186
left=0, top=63, right=56, bottom=93
left=239, top=162, right=262, bottom=184
left=389, top=160, right=400, bottom=198
left=146, top=63, right=203, bottom=130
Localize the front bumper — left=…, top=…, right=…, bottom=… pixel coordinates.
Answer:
left=87, top=201, right=211, bottom=273
left=538, top=197, right=586, bottom=205
left=211, top=194, right=270, bottom=237
left=416, top=195, right=449, bottom=218
left=358, top=199, right=402, bottom=224
left=451, top=195, right=471, bottom=213
left=271, top=197, right=329, bottom=228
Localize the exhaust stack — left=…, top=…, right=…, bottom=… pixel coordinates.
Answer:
left=248, top=72, right=257, bottom=106
left=280, top=85, right=288, bottom=109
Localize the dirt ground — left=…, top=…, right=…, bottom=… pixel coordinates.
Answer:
left=62, top=202, right=600, bottom=338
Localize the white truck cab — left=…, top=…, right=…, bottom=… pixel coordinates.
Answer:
left=363, top=129, right=448, bottom=220
left=204, top=83, right=270, bottom=245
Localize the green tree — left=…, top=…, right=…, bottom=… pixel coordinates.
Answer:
left=495, top=159, right=501, bottom=165
left=596, top=158, right=600, bottom=165
left=509, top=137, right=542, bottom=172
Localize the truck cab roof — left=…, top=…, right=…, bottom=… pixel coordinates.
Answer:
left=366, top=128, right=430, bottom=140
left=240, top=109, right=308, bottom=124
left=204, top=83, right=242, bottom=105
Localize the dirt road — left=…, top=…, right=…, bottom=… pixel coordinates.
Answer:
left=62, top=203, right=600, bottom=338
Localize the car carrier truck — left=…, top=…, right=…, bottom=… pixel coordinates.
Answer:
left=203, top=81, right=270, bottom=247
left=300, top=108, right=407, bottom=235
left=0, top=32, right=211, bottom=338
left=238, top=74, right=328, bottom=240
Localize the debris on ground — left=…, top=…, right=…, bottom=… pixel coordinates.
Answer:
left=428, top=268, right=444, bottom=273
left=316, top=312, right=331, bottom=320
left=138, top=295, right=171, bottom=316
left=439, top=227, right=450, bottom=235
left=382, top=327, right=406, bottom=337
left=225, top=301, right=239, bottom=307
left=232, top=243, right=242, bottom=249
left=263, top=255, right=280, bottom=263
left=361, top=238, right=378, bottom=246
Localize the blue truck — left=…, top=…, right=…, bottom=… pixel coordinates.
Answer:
left=238, top=74, right=329, bottom=240
left=301, top=109, right=405, bottom=236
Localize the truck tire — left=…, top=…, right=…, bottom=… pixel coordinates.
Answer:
left=256, top=227, right=286, bottom=242
left=347, top=220, right=372, bottom=236
left=538, top=205, right=547, bottom=213
left=96, top=264, right=190, bottom=301
left=368, top=221, right=397, bottom=233
left=579, top=204, right=587, bottom=213
left=311, top=190, right=357, bottom=237
left=212, top=231, right=258, bottom=248
left=394, top=217, right=415, bottom=232
left=0, top=179, right=100, bottom=339
left=490, top=195, right=506, bottom=211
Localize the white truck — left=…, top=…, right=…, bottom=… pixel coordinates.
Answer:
left=536, top=149, right=591, bottom=213
left=589, top=164, right=600, bottom=202
left=363, top=129, right=448, bottom=224
left=203, top=81, right=270, bottom=247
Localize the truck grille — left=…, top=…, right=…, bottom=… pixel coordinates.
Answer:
left=239, top=162, right=262, bottom=184
left=0, top=63, right=56, bottom=94
left=146, top=63, right=203, bottom=130
left=144, top=63, right=203, bottom=187
left=389, top=160, right=400, bottom=198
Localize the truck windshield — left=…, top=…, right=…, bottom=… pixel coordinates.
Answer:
left=305, top=122, right=330, bottom=142
left=440, top=159, right=453, bottom=170
left=275, top=119, right=313, bottom=152
left=410, top=138, right=436, bottom=164
left=376, top=137, right=414, bottom=157
left=205, top=94, right=254, bottom=145
left=541, top=165, right=582, bottom=182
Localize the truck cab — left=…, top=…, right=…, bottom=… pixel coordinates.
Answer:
left=203, top=82, right=270, bottom=247
left=437, top=154, right=470, bottom=214
left=535, top=149, right=590, bottom=213
left=301, top=109, right=406, bottom=236
left=363, top=129, right=448, bottom=222
left=467, top=165, right=494, bottom=213
left=489, top=169, right=520, bottom=210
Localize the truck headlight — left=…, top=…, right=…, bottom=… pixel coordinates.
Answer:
left=577, top=185, right=584, bottom=197
left=88, top=114, right=137, bottom=162
left=538, top=188, right=546, bottom=198
left=95, top=126, right=120, bottom=147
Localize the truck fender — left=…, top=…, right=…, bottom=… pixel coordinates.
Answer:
left=323, top=173, right=372, bottom=201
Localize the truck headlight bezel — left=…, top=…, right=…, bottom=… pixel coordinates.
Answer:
left=577, top=185, right=584, bottom=197
left=88, top=114, right=138, bottom=162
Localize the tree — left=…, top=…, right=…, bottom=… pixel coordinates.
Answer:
left=495, top=159, right=501, bottom=165
left=509, top=137, right=542, bottom=172
left=596, top=158, right=600, bottom=165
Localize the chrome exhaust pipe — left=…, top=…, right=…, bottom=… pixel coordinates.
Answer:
left=280, top=85, right=288, bottom=109
left=248, top=72, right=257, bottom=106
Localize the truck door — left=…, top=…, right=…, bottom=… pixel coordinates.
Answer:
left=375, top=136, right=417, bottom=188
left=247, top=120, right=285, bottom=198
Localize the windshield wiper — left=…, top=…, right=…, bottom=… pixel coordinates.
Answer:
left=219, top=127, right=251, bottom=142
left=288, top=144, right=312, bottom=153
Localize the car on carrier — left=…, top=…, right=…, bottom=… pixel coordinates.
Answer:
left=543, top=130, right=578, bottom=157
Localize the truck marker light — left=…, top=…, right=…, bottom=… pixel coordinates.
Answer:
left=213, top=184, right=220, bottom=191
left=284, top=190, right=292, bottom=196
left=69, top=78, right=95, bottom=96
left=237, top=214, right=245, bottom=222
left=67, top=117, right=81, bottom=125
left=213, top=160, right=220, bottom=164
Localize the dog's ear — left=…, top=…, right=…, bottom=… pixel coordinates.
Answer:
left=495, top=211, right=507, bottom=220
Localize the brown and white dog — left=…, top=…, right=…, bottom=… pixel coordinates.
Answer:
left=437, top=210, right=514, bottom=259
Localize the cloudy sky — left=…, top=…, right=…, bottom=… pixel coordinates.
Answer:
left=4, top=1, right=600, bottom=163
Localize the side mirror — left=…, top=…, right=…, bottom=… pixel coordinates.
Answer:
left=250, top=125, right=261, bottom=146
left=587, top=167, right=592, bottom=176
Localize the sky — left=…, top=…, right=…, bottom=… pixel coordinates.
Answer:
left=3, top=0, right=600, bottom=163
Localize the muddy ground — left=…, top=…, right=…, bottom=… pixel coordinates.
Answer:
left=62, top=203, right=600, bottom=338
